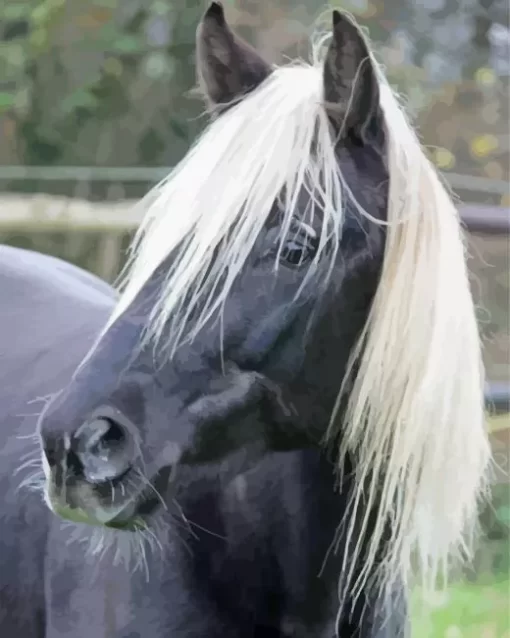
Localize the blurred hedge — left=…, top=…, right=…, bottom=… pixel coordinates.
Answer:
left=0, top=0, right=508, bottom=204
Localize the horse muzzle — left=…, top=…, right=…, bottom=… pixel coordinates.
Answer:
left=40, top=407, right=180, bottom=531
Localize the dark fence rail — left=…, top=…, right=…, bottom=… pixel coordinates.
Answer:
left=462, top=205, right=510, bottom=234
left=467, top=205, right=509, bottom=416
left=486, top=382, right=510, bottom=416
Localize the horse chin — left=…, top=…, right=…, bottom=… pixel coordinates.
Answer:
left=46, top=464, right=174, bottom=533
left=50, top=501, right=146, bottom=532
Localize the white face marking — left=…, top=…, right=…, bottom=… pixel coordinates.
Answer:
left=43, top=489, right=55, bottom=513
left=41, top=451, right=51, bottom=482
left=41, top=454, right=55, bottom=512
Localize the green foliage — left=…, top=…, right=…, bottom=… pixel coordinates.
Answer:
left=60, top=89, right=99, bottom=115
left=0, top=92, right=17, bottom=112
left=0, top=0, right=204, bottom=170
left=496, top=505, right=510, bottom=527
left=1, top=0, right=508, bottom=187
left=411, top=579, right=510, bottom=638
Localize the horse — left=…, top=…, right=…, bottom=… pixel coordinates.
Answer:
left=0, top=4, right=490, bottom=636
left=1, top=250, right=405, bottom=638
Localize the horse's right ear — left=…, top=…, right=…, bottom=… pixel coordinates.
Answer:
left=196, top=2, right=273, bottom=111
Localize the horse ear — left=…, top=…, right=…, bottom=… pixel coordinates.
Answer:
left=323, top=10, right=380, bottom=144
left=196, top=2, right=273, bottom=110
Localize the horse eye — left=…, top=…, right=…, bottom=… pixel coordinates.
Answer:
left=279, top=224, right=318, bottom=268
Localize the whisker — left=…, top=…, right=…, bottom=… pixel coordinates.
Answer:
left=15, top=431, right=42, bottom=440
left=170, top=498, right=199, bottom=541
left=180, top=517, right=227, bottom=542
left=14, top=458, right=42, bottom=476
left=19, top=448, right=41, bottom=461
left=133, top=467, right=168, bottom=511
left=18, top=469, right=45, bottom=493
left=171, top=497, right=228, bottom=543
left=26, top=393, right=55, bottom=406
left=168, top=513, right=198, bottom=541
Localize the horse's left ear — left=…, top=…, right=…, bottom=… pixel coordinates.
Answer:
left=196, top=2, right=273, bottom=111
left=323, top=11, right=381, bottom=144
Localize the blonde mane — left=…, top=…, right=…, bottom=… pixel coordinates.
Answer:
left=101, top=25, right=491, bottom=610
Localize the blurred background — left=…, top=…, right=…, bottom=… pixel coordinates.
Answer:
left=0, top=0, right=508, bottom=635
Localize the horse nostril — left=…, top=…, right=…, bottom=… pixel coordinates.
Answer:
left=73, top=417, right=135, bottom=484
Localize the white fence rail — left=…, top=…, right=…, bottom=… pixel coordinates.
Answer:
left=0, top=193, right=508, bottom=233
left=0, top=194, right=141, bottom=232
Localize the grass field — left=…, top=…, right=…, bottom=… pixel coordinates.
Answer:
left=411, top=578, right=510, bottom=637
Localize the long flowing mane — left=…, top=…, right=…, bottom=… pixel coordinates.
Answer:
left=100, top=21, right=490, bottom=606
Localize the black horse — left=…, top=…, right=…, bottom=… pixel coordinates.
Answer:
left=1, top=245, right=406, bottom=636
left=1, top=4, right=488, bottom=636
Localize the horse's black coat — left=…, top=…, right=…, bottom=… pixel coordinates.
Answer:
left=0, top=248, right=407, bottom=636
left=1, top=5, right=411, bottom=636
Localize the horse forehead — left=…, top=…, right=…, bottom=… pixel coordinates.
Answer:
left=288, top=157, right=386, bottom=230
left=306, top=142, right=386, bottom=197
